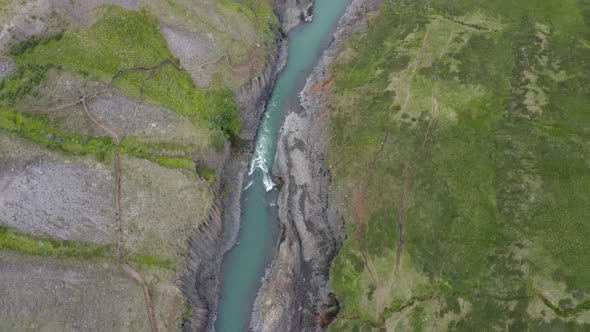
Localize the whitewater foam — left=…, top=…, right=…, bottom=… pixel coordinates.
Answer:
left=244, top=180, right=254, bottom=191
left=263, top=173, right=275, bottom=192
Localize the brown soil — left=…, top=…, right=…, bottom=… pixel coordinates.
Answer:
left=187, top=45, right=266, bottom=80
left=231, top=46, right=266, bottom=79
left=310, top=73, right=334, bottom=94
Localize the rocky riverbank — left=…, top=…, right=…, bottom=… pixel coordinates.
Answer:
left=179, top=38, right=286, bottom=332
left=179, top=1, right=315, bottom=331
left=249, top=0, right=381, bottom=330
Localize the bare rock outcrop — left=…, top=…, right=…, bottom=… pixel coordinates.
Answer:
left=274, top=0, right=314, bottom=32
left=0, top=132, right=114, bottom=243
left=250, top=0, right=381, bottom=330
left=179, top=5, right=290, bottom=332
left=0, top=252, right=149, bottom=332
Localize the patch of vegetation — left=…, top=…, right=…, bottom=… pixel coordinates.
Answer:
left=119, top=138, right=195, bottom=170
left=0, top=224, right=182, bottom=270
left=9, top=32, right=64, bottom=56
left=196, top=162, right=216, bottom=181
left=0, top=107, right=196, bottom=170
left=0, top=225, right=110, bottom=259
left=0, top=63, right=56, bottom=105
left=531, top=288, right=590, bottom=318
left=129, top=254, right=174, bottom=270
left=217, top=0, right=278, bottom=39
left=327, top=0, right=590, bottom=329
left=150, top=155, right=194, bottom=170
left=14, top=6, right=240, bottom=136
left=211, top=129, right=227, bottom=152
left=0, top=107, right=114, bottom=161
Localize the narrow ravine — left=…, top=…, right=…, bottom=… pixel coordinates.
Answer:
left=215, top=1, right=349, bottom=331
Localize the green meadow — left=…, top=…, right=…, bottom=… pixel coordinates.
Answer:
left=327, top=0, right=590, bottom=330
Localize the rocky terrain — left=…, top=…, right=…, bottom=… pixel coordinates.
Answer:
left=13, top=0, right=582, bottom=331
left=249, top=0, right=381, bottom=330
left=0, top=0, right=338, bottom=330
left=178, top=1, right=324, bottom=330
left=0, top=252, right=150, bottom=331
left=0, top=0, right=291, bottom=330
left=273, top=0, right=314, bottom=32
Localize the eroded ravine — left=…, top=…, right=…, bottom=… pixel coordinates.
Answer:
left=215, top=1, right=349, bottom=331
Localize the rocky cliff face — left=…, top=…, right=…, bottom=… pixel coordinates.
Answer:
left=0, top=0, right=282, bottom=330
left=179, top=47, right=285, bottom=330
left=233, top=51, right=282, bottom=141
left=249, top=0, right=381, bottom=330
left=179, top=1, right=313, bottom=330
left=180, top=199, right=224, bottom=331
left=273, top=0, right=314, bottom=32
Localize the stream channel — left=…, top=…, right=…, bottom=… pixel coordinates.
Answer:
left=216, top=1, right=348, bottom=330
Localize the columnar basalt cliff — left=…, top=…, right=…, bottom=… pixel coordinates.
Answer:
left=233, top=47, right=283, bottom=142
left=250, top=0, right=381, bottom=330
left=180, top=1, right=318, bottom=331
left=180, top=46, right=284, bottom=332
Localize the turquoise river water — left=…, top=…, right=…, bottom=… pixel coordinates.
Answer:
left=215, top=1, right=348, bottom=331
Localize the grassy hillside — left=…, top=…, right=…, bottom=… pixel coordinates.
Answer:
left=0, top=2, right=275, bottom=328
left=4, top=6, right=239, bottom=136
left=0, top=3, right=271, bottom=180
left=0, top=0, right=280, bottom=271
left=327, top=0, right=590, bottom=330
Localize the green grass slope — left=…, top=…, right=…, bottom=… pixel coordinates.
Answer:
left=7, top=6, right=239, bottom=136
left=327, top=0, right=590, bottom=330
left=0, top=5, right=256, bottom=179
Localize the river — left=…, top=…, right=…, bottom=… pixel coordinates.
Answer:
left=215, top=1, right=348, bottom=330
